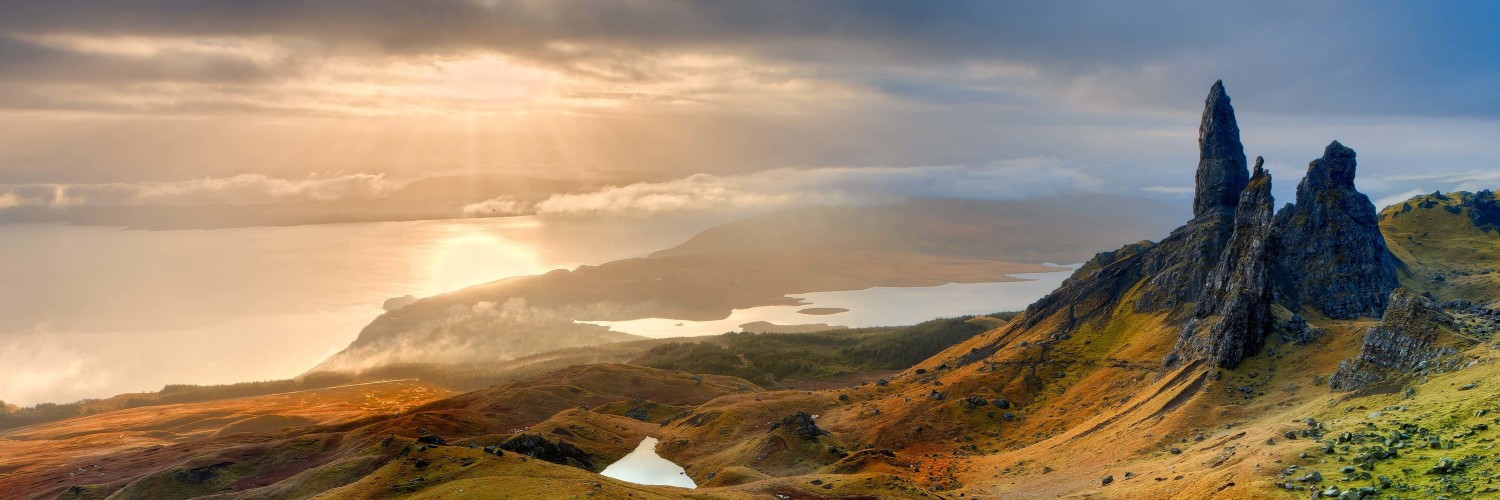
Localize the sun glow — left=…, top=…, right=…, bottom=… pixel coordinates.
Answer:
left=426, top=227, right=546, bottom=294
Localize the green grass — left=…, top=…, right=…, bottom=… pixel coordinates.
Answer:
left=1380, top=191, right=1500, bottom=305
left=632, top=316, right=1002, bottom=385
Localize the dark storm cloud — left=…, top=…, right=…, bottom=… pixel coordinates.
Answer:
left=1, top=0, right=1497, bottom=117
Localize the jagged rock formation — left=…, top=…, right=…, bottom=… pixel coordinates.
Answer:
left=1274, top=141, right=1399, bottom=319
left=1022, top=82, right=1253, bottom=331
left=1132, top=82, right=1248, bottom=313
left=1194, top=80, right=1251, bottom=218
left=1168, top=158, right=1277, bottom=368
left=1130, top=211, right=1237, bottom=313
left=1329, top=288, right=1468, bottom=391
left=1021, top=83, right=1400, bottom=373
left=1019, top=81, right=1250, bottom=333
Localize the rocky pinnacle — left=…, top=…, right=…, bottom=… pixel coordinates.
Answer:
left=1169, top=156, right=1277, bottom=369
left=1273, top=141, right=1399, bottom=319
left=1193, top=80, right=1250, bottom=219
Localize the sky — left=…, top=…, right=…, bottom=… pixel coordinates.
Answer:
left=1, top=1, right=1498, bottom=215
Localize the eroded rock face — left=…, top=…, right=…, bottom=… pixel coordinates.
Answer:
left=1019, top=81, right=1249, bottom=326
left=1329, top=288, right=1466, bottom=391
left=1194, top=80, right=1251, bottom=218
left=1131, top=211, right=1237, bottom=313
left=1274, top=141, right=1399, bottom=319
left=1168, top=158, right=1277, bottom=369
left=1133, top=81, right=1250, bottom=313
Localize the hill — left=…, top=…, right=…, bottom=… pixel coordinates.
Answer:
left=313, top=195, right=1174, bottom=375
left=1380, top=190, right=1500, bottom=305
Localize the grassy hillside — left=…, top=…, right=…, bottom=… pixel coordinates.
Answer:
left=3, top=315, right=1004, bottom=433
left=633, top=316, right=999, bottom=385
left=0, top=372, right=364, bottom=431
left=1381, top=190, right=1500, bottom=305
left=328, top=315, right=1008, bottom=390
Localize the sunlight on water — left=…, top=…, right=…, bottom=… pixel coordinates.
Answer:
left=600, top=437, right=696, bottom=488
left=427, top=225, right=547, bottom=293
left=0, top=216, right=715, bottom=405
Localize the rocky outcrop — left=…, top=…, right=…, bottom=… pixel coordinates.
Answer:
left=1004, top=83, right=1401, bottom=376
left=1131, top=211, right=1237, bottom=313
left=777, top=412, right=828, bottom=440
left=1194, top=80, right=1251, bottom=218
left=1329, top=288, right=1467, bottom=391
left=1274, top=141, right=1399, bottom=319
left=499, top=433, right=597, bottom=470
left=1019, top=81, right=1251, bottom=327
left=1469, top=189, right=1499, bottom=231
left=1168, top=158, right=1277, bottom=369
left=1133, top=82, right=1250, bottom=313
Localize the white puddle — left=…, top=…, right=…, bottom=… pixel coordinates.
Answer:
left=599, top=437, right=696, bottom=488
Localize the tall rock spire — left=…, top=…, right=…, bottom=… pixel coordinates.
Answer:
left=1168, top=157, right=1277, bottom=369
left=1193, top=80, right=1250, bottom=218
left=1273, top=141, right=1399, bottom=319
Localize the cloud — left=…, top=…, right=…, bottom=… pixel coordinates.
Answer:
left=0, top=331, right=114, bottom=407
left=1360, top=169, right=1500, bottom=208
left=0, top=173, right=403, bottom=209
left=462, top=196, right=528, bottom=216
left=0, top=2, right=1498, bottom=119
left=498, top=160, right=1099, bottom=215
left=1, top=1, right=1498, bottom=207
left=1140, top=186, right=1194, bottom=195
left=1374, top=189, right=1429, bottom=210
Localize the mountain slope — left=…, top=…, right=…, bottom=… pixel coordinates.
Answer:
left=1381, top=190, right=1500, bottom=305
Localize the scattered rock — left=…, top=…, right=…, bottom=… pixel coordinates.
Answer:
left=780, top=412, right=827, bottom=440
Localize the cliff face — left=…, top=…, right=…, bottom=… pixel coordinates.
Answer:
left=1168, top=158, right=1277, bottom=369
left=1273, top=141, right=1400, bottom=319
left=1329, top=288, right=1466, bottom=391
